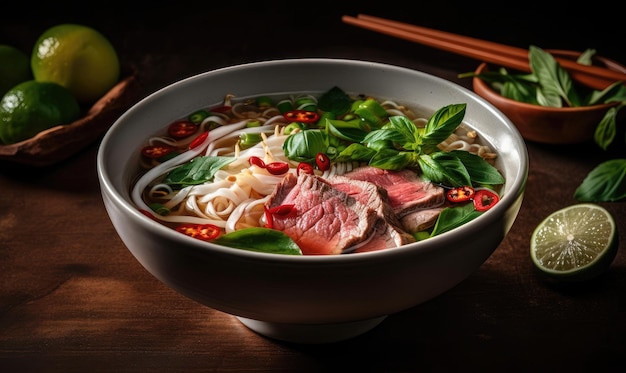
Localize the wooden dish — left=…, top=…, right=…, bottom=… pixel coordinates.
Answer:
left=0, top=66, right=142, bottom=167
left=472, top=50, right=626, bottom=145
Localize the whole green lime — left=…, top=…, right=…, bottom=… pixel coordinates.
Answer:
left=31, top=24, right=120, bottom=104
left=0, top=80, right=80, bottom=144
left=0, top=45, right=32, bottom=97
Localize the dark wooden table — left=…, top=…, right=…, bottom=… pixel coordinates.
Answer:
left=2, top=3, right=625, bottom=371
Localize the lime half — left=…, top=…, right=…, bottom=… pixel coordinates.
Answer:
left=530, top=203, right=618, bottom=281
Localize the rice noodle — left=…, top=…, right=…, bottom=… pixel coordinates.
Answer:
left=131, top=91, right=499, bottom=243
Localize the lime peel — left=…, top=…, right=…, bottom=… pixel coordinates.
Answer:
left=30, top=24, right=120, bottom=104
left=530, top=203, right=618, bottom=281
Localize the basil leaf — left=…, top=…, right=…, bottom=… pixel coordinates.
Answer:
left=576, top=48, right=596, bottom=65
left=421, top=103, right=466, bottom=151
left=418, top=153, right=469, bottom=186
left=363, top=125, right=407, bottom=144
left=501, top=79, right=539, bottom=104
left=430, top=203, right=482, bottom=237
left=335, top=143, right=376, bottom=163
left=450, top=150, right=505, bottom=185
left=369, top=148, right=413, bottom=170
left=594, top=106, right=619, bottom=150
left=536, top=86, right=563, bottom=108
left=317, top=86, right=351, bottom=116
left=574, top=159, right=626, bottom=202
left=282, top=129, right=328, bottom=162
left=163, top=156, right=234, bottom=186
left=587, top=81, right=626, bottom=105
left=363, top=115, right=418, bottom=149
left=529, top=45, right=581, bottom=107
left=213, top=227, right=302, bottom=255
left=429, top=152, right=471, bottom=186
left=326, top=120, right=369, bottom=142
left=417, top=153, right=446, bottom=183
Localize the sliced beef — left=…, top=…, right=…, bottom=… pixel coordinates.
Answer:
left=328, top=175, right=415, bottom=253
left=400, top=207, right=445, bottom=233
left=265, top=166, right=446, bottom=255
left=265, top=173, right=378, bottom=255
left=341, top=166, right=445, bottom=217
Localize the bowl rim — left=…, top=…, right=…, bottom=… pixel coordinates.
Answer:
left=97, top=57, right=529, bottom=263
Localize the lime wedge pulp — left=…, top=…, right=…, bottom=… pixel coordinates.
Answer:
left=530, top=203, right=618, bottom=281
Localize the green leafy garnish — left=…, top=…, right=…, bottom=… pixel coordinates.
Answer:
left=163, top=155, right=234, bottom=186
left=429, top=203, right=483, bottom=237
left=361, top=104, right=501, bottom=187
left=213, top=227, right=302, bottom=255
left=317, top=86, right=352, bottom=116
left=420, top=103, right=468, bottom=151
left=450, top=150, right=505, bottom=185
left=282, top=129, right=328, bottom=163
left=279, top=88, right=507, bottom=241
left=283, top=100, right=503, bottom=188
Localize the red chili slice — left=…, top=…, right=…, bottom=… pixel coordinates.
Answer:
left=168, top=120, right=198, bottom=139
left=473, top=189, right=500, bottom=212
left=139, top=209, right=158, bottom=221
left=249, top=156, right=266, bottom=168
left=265, top=162, right=289, bottom=175
left=175, top=223, right=221, bottom=241
left=189, top=131, right=209, bottom=149
left=315, top=152, right=330, bottom=171
left=283, top=110, right=320, bottom=123
left=297, top=162, right=314, bottom=176
left=141, top=144, right=175, bottom=158
left=446, top=186, right=475, bottom=203
left=264, top=204, right=296, bottom=229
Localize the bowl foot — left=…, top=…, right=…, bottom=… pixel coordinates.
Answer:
left=236, top=315, right=387, bottom=344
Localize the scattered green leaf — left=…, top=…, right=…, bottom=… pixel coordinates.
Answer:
left=574, top=159, right=626, bottom=202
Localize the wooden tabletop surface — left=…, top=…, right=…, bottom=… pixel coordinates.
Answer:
left=1, top=3, right=625, bottom=372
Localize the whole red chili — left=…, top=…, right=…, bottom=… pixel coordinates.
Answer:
left=141, top=144, right=175, bottom=158
left=265, top=162, right=289, bottom=175
left=168, top=120, right=198, bottom=139
left=297, top=162, right=314, bottom=176
left=473, top=189, right=500, bottom=212
left=283, top=110, right=320, bottom=124
left=175, top=223, right=221, bottom=241
left=446, top=186, right=475, bottom=203
left=189, top=131, right=209, bottom=149
left=315, top=152, right=330, bottom=171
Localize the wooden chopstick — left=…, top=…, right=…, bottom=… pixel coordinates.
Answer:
left=342, top=14, right=626, bottom=90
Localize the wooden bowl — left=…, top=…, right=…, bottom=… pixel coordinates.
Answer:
left=0, top=66, right=142, bottom=167
left=472, top=50, right=625, bottom=144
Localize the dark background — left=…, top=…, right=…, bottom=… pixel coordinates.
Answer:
left=3, top=1, right=624, bottom=96
left=2, top=2, right=626, bottom=371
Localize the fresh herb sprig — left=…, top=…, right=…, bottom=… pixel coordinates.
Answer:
left=284, top=101, right=504, bottom=188
left=460, top=46, right=626, bottom=202
left=282, top=96, right=505, bottom=239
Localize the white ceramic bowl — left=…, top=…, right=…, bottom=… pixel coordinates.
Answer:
left=97, top=59, right=528, bottom=344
